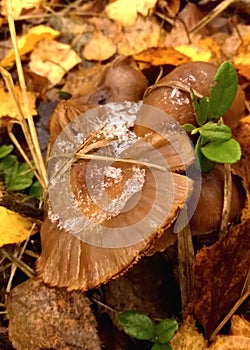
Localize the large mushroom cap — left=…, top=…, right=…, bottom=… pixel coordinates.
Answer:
left=37, top=102, right=195, bottom=290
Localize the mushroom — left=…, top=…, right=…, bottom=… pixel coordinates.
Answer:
left=143, top=61, right=245, bottom=128
left=37, top=102, right=194, bottom=290
left=189, top=164, right=245, bottom=235
left=88, top=56, right=148, bottom=104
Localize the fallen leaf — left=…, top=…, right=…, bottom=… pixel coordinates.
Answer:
left=170, top=316, right=207, bottom=350
left=117, top=15, right=162, bottom=56
left=105, top=0, right=157, bottom=27
left=83, top=31, right=117, bottom=61
left=0, top=86, right=37, bottom=119
left=191, top=217, right=250, bottom=337
left=175, top=44, right=212, bottom=62
left=0, top=206, right=33, bottom=247
left=29, top=39, right=81, bottom=86
left=231, top=315, right=250, bottom=337
left=1, top=0, right=42, bottom=18
left=234, top=31, right=250, bottom=80
left=0, top=25, right=60, bottom=68
left=7, top=277, right=101, bottom=350
left=208, top=336, right=250, bottom=350
left=133, top=47, right=191, bottom=66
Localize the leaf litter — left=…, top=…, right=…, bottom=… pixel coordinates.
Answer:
left=0, top=0, right=250, bottom=349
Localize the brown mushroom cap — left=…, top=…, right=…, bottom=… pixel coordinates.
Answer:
left=189, top=165, right=245, bottom=235
left=37, top=103, right=194, bottom=291
left=143, top=61, right=245, bottom=128
left=88, top=56, right=148, bottom=104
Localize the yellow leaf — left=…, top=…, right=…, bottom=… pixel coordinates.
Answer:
left=105, top=0, right=157, bottom=27
left=0, top=206, right=33, bottom=247
left=0, top=86, right=37, bottom=119
left=174, top=44, right=211, bottom=62
left=1, top=0, right=42, bottom=18
left=29, top=40, right=81, bottom=86
left=170, top=317, right=207, bottom=350
left=234, top=32, right=250, bottom=80
left=0, top=25, right=60, bottom=68
left=83, top=32, right=117, bottom=61
left=133, top=47, right=191, bottom=66
left=117, top=16, right=161, bottom=56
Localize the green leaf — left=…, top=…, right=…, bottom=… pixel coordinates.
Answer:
left=119, top=311, right=156, bottom=341
left=195, top=137, right=215, bottom=172
left=152, top=342, right=172, bottom=350
left=199, top=123, right=231, bottom=142
left=6, top=162, right=34, bottom=192
left=201, top=138, right=241, bottom=164
left=156, top=319, right=178, bottom=343
left=0, top=145, right=14, bottom=159
left=209, top=61, right=238, bottom=118
left=183, top=123, right=196, bottom=132
left=0, top=155, right=18, bottom=187
left=29, top=180, right=42, bottom=199
left=191, top=91, right=210, bottom=126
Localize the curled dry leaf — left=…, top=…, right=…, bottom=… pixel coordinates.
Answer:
left=7, top=277, right=101, bottom=350
left=37, top=102, right=194, bottom=291
left=29, top=40, right=81, bottom=87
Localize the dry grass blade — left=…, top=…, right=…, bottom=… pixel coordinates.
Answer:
left=219, top=163, right=232, bottom=240
left=190, top=0, right=237, bottom=34
left=1, top=248, right=35, bottom=279
left=4, top=0, right=47, bottom=190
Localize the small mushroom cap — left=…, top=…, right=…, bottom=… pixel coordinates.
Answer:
left=143, top=61, right=245, bottom=127
left=189, top=165, right=245, bottom=235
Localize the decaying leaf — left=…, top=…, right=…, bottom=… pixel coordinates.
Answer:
left=133, top=47, right=191, bottom=67
left=234, top=32, right=250, bottom=80
left=105, top=0, right=157, bottom=27
left=117, top=15, right=162, bottom=56
left=170, top=316, right=207, bottom=350
left=231, top=315, right=250, bottom=336
left=0, top=206, right=33, bottom=247
left=83, top=31, right=117, bottom=61
left=7, top=277, right=101, bottom=350
left=29, top=39, right=81, bottom=86
left=0, top=86, right=37, bottom=119
left=209, top=335, right=250, bottom=350
left=0, top=25, right=60, bottom=68
left=1, top=0, right=42, bottom=18
left=191, top=217, right=250, bottom=337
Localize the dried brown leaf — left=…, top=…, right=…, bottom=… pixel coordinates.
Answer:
left=7, top=277, right=101, bottom=350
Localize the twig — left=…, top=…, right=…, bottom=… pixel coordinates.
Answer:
left=209, top=269, right=250, bottom=341
left=190, top=0, right=237, bottom=34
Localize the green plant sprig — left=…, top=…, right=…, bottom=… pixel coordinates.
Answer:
left=119, top=310, right=178, bottom=350
left=183, top=61, right=242, bottom=172
left=0, top=144, right=41, bottom=199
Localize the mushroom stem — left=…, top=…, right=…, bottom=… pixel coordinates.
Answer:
left=177, top=207, right=195, bottom=309
left=219, top=163, right=233, bottom=240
